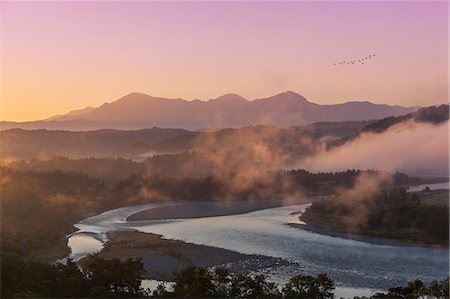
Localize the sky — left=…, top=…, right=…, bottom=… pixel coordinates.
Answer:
left=1, top=1, right=448, bottom=121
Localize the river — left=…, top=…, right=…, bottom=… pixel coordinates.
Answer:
left=65, top=193, right=448, bottom=297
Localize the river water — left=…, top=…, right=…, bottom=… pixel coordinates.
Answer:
left=407, top=181, right=449, bottom=192
left=65, top=195, right=448, bottom=297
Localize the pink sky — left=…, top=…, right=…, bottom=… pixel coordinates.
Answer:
left=1, top=1, right=448, bottom=121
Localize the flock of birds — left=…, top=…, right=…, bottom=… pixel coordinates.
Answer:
left=333, top=54, right=376, bottom=66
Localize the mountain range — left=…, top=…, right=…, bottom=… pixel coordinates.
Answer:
left=1, top=91, right=419, bottom=131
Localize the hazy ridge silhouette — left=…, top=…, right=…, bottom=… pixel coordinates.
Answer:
left=0, top=91, right=418, bottom=131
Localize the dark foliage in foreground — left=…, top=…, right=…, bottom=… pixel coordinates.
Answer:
left=153, top=267, right=335, bottom=298
left=369, top=277, right=449, bottom=299
left=2, top=254, right=448, bottom=299
left=0, top=253, right=334, bottom=298
left=1, top=254, right=145, bottom=298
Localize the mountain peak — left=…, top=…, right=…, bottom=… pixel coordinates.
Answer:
left=209, top=93, right=248, bottom=104
left=118, top=92, right=154, bottom=102
left=257, top=90, right=310, bottom=105
left=123, top=92, right=150, bottom=98
left=278, top=90, right=308, bottom=100
left=117, top=92, right=186, bottom=104
left=282, top=90, right=302, bottom=96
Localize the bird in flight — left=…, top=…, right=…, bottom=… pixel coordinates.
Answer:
left=333, top=54, right=376, bottom=66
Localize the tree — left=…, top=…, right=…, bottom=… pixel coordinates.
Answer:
left=245, top=274, right=280, bottom=298
left=55, top=258, right=87, bottom=297
left=173, top=267, right=215, bottom=298
left=152, top=283, right=172, bottom=298
left=316, top=273, right=335, bottom=298
left=283, top=274, right=316, bottom=298
left=82, top=256, right=146, bottom=298
left=283, top=273, right=334, bottom=299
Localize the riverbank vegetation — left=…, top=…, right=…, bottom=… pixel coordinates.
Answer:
left=300, top=187, right=449, bottom=246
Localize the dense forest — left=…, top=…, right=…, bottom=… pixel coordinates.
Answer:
left=5, top=157, right=145, bottom=185
left=3, top=155, right=427, bottom=186
left=300, top=187, right=449, bottom=245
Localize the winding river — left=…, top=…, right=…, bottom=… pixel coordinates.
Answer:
left=65, top=193, right=449, bottom=297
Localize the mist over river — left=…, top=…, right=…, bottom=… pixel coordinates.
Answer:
left=66, top=193, right=449, bottom=296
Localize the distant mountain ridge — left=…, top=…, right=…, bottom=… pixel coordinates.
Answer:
left=1, top=91, right=419, bottom=130
left=1, top=105, right=446, bottom=161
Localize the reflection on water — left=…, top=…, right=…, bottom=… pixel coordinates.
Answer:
left=65, top=203, right=162, bottom=261
left=67, top=233, right=104, bottom=261
left=67, top=201, right=449, bottom=293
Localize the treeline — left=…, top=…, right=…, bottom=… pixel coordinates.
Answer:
left=4, top=154, right=224, bottom=184
left=0, top=127, right=191, bottom=160
left=4, top=154, right=432, bottom=186
left=287, top=169, right=416, bottom=192
left=5, top=157, right=145, bottom=185
left=158, top=268, right=449, bottom=299
left=301, top=188, right=449, bottom=245
left=371, top=278, right=449, bottom=299
left=153, top=267, right=334, bottom=298
left=2, top=253, right=448, bottom=299
left=115, top=169, right=418, bottom=201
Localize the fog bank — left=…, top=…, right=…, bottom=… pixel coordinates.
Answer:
left=300, top=120, right=449, bottom=175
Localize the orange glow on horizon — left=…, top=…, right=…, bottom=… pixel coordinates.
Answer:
left=1, top=1, right=448, bottom=122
